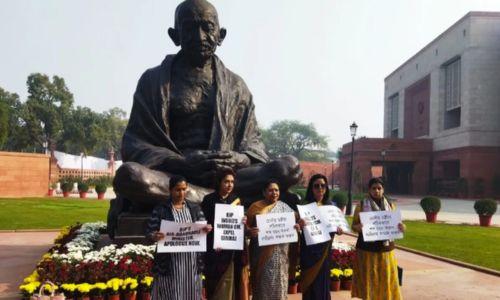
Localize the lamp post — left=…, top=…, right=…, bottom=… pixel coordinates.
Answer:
left=346, top=122, right=358, bottom=215
left=381, top=149, right=387, bottom=181
left=80, top=152, right=84, bottom=181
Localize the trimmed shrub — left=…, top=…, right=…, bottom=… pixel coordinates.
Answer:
left=78, top=182, right=89, bottom=193
left=61, top=182, right=73, bottom=193
left=332, top=192, right=348, bottom=208
left=95, top=183, right=107, bottom=194
left=474, top=199, right=498, bottom=216
left=420, top=196, right=441, bottom=213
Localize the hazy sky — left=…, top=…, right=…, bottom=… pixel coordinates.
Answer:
left=2, top=0, right=500, bottom=150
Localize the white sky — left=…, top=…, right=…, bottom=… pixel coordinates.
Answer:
left=2, top=0, right=500, bottom=150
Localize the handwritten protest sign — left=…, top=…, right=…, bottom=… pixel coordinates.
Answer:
left=318, top=205, right=351, bottom=233
left=213, top=204, right=244, bottom=250
left=359, top=210, right=403, bottom=242
left=297, top=202, right=331, bottom=245
left=157, top=220, right=207, bottom=253
left=256, top=212, right=298, bottom=246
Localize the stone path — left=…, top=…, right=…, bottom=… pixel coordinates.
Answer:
left=392, top=195, right=499, bottom=226
left=1, top=231, right=499, bottom=300
left=0, top=231, right=58, bottom=300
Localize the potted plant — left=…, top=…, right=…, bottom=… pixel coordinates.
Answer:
left=138, top=276, right=153, bottom=300
left=61, top=182, right=73, bottom=198
left=19, top=281, right=40, bottom=300
left=474, top=198, right=498, bottom=227
left=106, top=278, right=122, bottom=300
left=78, top=182, right=89, bottom=198
left=330, top=268, right=342, bottom=291
left=48, top=182, right=57, bottom=196
left=90, top=282, right=107, bottom=300
left=95, top=183, right=107, bottom=200
left=420, top=196, right=441, bottom=223
left=60, top=283, right=77, bottom=299
left=76, top=283, right=92, bottom=300
left=122, top=277, right=138, bottom=300
left=332, top=192, right=348, bottom=213
left=340, top=268, right=353, bottom=290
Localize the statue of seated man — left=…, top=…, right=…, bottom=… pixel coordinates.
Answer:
left=111, top=0, right=302, bottom=215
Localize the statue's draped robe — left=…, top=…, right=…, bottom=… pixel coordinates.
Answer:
left=122, top=54, right=269, bottom=171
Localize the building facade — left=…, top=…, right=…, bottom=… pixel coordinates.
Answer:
left=339, top=12, right=500, bottom=197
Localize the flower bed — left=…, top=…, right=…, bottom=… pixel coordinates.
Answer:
left=330, top=241, right=356, bottom=291
left=19, top=222, right=154, bottom=299
left=21, top=222, right=358, bottom=298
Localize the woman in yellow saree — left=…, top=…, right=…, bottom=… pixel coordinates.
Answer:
left=246, top=179, right=298, bottom=300
left=351, top=177, right=405, bottom=300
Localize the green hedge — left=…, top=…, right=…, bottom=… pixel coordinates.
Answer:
left=420, top=196, right=441, bottom=213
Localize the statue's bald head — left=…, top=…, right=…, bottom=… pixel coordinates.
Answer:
left=174, top=0, right=219, bottom=29
left=169, top=0, right=226, bottom=66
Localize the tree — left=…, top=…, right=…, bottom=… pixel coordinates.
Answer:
left=23, top=73, right=74, bottom=151
left=95, top=107, right=128, bottom=159
left=261, top=120, right=330, bottom=161
left=0, top=87, right=30, bottom=151
left=59, top=106, right=102, bottom=155
left=0, top=102, right=8, bottom=148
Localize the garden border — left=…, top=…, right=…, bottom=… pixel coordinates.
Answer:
left=346, top=232, right=500, bottom=277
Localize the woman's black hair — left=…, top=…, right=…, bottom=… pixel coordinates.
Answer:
left=305, top=173, right=330, bottom=203
left=368, top=177, right=385, bottom=188
left=214, top=169, right=236, bottom=192
left=262, top=178, right=280, bottom=191
left=169, top=175, right=187, bottom=190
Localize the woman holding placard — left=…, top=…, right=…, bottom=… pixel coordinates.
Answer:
left=299, top=174, right=343, bottom=300
left=351, top=177, right=405, bottom=300
left=146, top=175, right=212, bottom=300
left=246, top=179, right=299, bottom=300
left=201, top=169, right=249, bottom=300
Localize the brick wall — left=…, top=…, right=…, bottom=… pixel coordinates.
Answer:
left=0, top=151, right=50, bottom=197
left=299, top=161, right=339, bottom=187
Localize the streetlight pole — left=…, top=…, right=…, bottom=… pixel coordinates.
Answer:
left=346, top=122, right=358, bottom=216
left=80, top=152, right=84, bottom=181
left=381, top=149, right=387, bottom=182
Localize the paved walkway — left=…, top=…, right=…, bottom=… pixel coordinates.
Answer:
left=1, top=232, right=499, bottom=299
left=391, top=195, right=499, bottom=226
left=49, top=187, right=116, bottom=199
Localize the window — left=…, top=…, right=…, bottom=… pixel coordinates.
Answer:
left=389, top=93, right=399, bottom=137
left=444, top=58, right=461, bottom=129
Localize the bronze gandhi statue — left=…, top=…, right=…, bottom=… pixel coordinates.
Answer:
left=109, top=0, right=302, bottom=225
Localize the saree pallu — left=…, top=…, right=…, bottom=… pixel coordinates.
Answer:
left=300, top=238, right=332, bottom=300
left=247, top=200, right=294, bottom=300
left=203, top=196, right=249, bottom=300
left=351, top=249, right=402, bottom=300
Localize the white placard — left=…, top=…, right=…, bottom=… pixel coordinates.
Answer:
left=213, top=204, right=245, bottom=250
left=157, top=220, right=208, bottom=253
left=297, top=202, right=331, bottom=245
left=318, top=205, right=351, bottom=233
left=256, top=212, right=298, bottom=246
left=359, top=210, right=403, bottom=242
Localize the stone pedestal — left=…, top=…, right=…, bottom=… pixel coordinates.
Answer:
left=112, top=213, right=153, bottom=246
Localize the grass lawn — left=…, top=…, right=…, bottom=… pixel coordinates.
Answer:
left=395, top=220, right=500, bottom=271
left=0, top=197, right=109, bottom=230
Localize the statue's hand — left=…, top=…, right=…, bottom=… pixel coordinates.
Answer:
left=206, top=151, right=251, bottom=170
